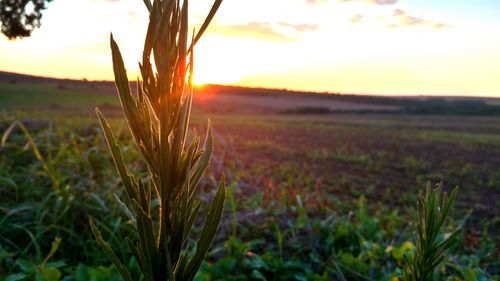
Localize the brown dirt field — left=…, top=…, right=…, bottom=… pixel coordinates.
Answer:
left=196, top=112, right=500, bottom=224
left=192, top=92, right=399, bottom=113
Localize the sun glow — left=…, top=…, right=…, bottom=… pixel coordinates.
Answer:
left=192, top=37, right=245, bottom=85
left=0, top=0, right=499, bottom=96
left=192, top=60, right=243, bottom=85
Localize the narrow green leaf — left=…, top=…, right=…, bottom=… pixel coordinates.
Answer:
left=96, top=108, right=136, bottom=202
left=182, top=175, right=225, bottom=280
left=143, top=0, right=152, bottom=11
left=114, top=194, right=137, bottom=228
left=89, top=219, right=133, bottom=281
left=41, top=237, right=61, bottom=268
left=1, top=121, right=59, bottom=190
left=190, top=121, right=213, bottom=190
left=191, top=0, right=223, bottom=47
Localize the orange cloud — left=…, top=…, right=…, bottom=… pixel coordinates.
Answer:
left=370, top=0, right=397, bottom=4
left=309, top=0, right=398, bottom=5
left=213, top=22, right=318, bottom=41
left=349, top=14, right=363, bottom=24
left=388, top=9, right=452, bottom=29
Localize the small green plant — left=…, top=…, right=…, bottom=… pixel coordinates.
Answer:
left=1, top=120, right=60, bottom=190
left=402, top=184, right=461, bottom=281
left=3, top=237, right=64, bottom=281
left=90, top=0, right=225, bottom=280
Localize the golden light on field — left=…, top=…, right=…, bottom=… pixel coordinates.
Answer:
left=0, top=0, right=499, bottom=97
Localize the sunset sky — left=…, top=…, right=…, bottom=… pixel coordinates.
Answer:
left=0, top=0, right=499, bottom=97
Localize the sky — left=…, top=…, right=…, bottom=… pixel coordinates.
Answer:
left=0, top=0, right=499, bottom=97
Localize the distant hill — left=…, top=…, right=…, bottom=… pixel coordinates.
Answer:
left=0, top=71, right=110, bottom=86
left=1, top=71, right=499, bottom=116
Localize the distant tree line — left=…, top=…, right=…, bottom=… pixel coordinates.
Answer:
left=282, top=100, right=500, bottom=116
left=403, top=99, right=500, bottom=115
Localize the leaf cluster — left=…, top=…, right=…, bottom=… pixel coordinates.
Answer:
left=91, top=0, right=225, bottom=280
left=402, top=184, right=461, bottom=281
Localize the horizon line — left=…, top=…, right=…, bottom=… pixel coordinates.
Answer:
left=1, top=70, right=499, bottom=100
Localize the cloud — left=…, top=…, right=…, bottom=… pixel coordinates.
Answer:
left=305, top=0, right=325, bottom=4
left=307, top=0, right=398, bottom=5
left=216, top=23, right=291, bottom=41
left=213, top=22, right=318, bottom=41
left=278, top=22, right=319, bottom=32
left=370, top=0, right=397, bottom=4
left=349, top=14, right=363, bottom=24
left=388, top=9, right=452, bottom=29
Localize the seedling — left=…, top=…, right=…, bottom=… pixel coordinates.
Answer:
left=403, top=184, right=461, bottom=281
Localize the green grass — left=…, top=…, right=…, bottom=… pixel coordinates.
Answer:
left=0, top=82, right=118, bottom=108
left=1, top=79, right=499, bottom=280
left=0, top=112, right=498, bottom=280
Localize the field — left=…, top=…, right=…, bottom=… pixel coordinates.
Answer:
left=0, top=75, right=499, bottom=280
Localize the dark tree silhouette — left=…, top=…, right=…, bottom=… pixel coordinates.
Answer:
left=0, top=0, right=53, bottom=39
